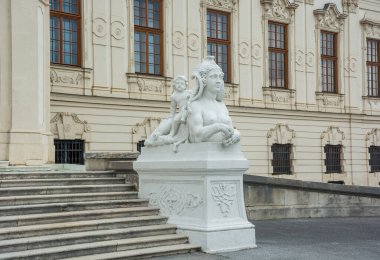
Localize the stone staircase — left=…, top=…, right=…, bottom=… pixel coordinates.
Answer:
left=0, top=170, right=200, bottom=259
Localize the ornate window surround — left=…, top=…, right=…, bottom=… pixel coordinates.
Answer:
left=365, top=128, right=380, bottom=174
left=260, top=0, right=298, bottom=109
left=267, top=124, right=296, bottom=177
left=126, top=0, right=173, bottom=101
left=313, top=4, right=347, bottom=110
left=360, top=18, right=380, bottom=113
left=200, top=0, right=239, bottom=105
left=320, top=126, right=347, bottom=183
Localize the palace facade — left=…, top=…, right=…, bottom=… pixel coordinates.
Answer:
left=1, top=0, right=380, bottom=186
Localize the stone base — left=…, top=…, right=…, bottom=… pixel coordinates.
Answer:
left=134, top=143, right=256, bottom=253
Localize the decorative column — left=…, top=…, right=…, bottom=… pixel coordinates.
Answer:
left=0, top=0, right=53, bottom=166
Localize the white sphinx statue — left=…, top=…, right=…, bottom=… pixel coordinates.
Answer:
left=144, top=56, right=240, bottom=149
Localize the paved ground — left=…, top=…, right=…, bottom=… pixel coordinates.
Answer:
left=153, top=217, right=380, bottom=260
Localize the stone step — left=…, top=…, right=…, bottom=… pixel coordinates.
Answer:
left=0, top=191, right=138, bottom=206
left=0, top=199, right=149, bottom=216
left=0, top=184, right=134, bottom=196
left=0, top=171, right=116, bottom=180
left=62, top=244, right=201, bottom=260
left=0, top=206, right=159, bottom=228
left=0, top=224, right=177, bottom=254
left=0, top=178, right=126, bottom=188
left=0, top=234, right=189, bottom=259
left=0, top=215, right=168, bottom=240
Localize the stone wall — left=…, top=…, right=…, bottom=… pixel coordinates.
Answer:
left=244, top=175, right=380, bottom=220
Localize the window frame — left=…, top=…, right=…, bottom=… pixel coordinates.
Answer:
left=324, top=144, right=342, bottom=174
left=268, top=21, right=288, bottom=89
left=369, top=145, right=380, bottom=173
left=134, top=0, right=164, bottom=76
left=271, top=143, right=292, bottom=175
left=206, top=9, right=231, bottom=83
left=366, top=38, right=380, bottom=97
left=320, top=30, right=338, bottom=93
left=50, top=0, right=82, bottom=67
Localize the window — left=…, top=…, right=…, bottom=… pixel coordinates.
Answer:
left=369, top=146, right=380, bottom=172
left=268, top=22, right=287, bottom=88
left=50, top=0, right=81, bottom=66
left=134, top=0, right=163, bottom=75
left=271, top=144, right=292, bottom=174
left=207, top=9, right=230, bottom=82
left=320, top=31, right=338, bottom=93
left=366, top=39, right=380, bottom=97
left=324, top=144, right=342, bottom=173
left=54, top=139, right=84, bottom=164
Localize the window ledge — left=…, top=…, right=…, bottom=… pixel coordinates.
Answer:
left=263, top=87, right=295, bottom=105
left=126, top=73, right=172, bottom=101
left=315, top=92, right=344, bottom=108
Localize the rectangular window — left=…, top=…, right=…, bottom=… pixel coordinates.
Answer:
left=268, top=22, right=287, bottom=88
left=207, top=9, right=230, bottom=82
left=271, top=144, right=292, bottom=174
left=320, top=31, right=338, bottom=93
left=369, top=146, right=380, bottom=172
left=324, top=144, right=342, bottom=173
left=54, top=139, right=84, bottom=165
left=134, top=0, right=163, bottom=75
left=366, top=39, right=380, bottom=97
left=50, top=0, right=81, bottom=66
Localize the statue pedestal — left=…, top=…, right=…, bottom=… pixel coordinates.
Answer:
left=133, top=143, right=256, bottom=253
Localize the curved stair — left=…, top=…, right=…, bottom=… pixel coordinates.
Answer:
left=0, top=170, right=200, bottom=259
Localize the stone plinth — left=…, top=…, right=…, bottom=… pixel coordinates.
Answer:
left=133, top=143, right=256, bottom=253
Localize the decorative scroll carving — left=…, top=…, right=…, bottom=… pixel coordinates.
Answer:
left=316, top=92, right=344, bottom=109
left=187, top=33, right=199, bottom=51
left=132, top=117, right=162, bottom=152
left=321, top=126, right=345, bottom=145
left=314, top=4, right=347, bottom=32
left=344, top=57, right=357, bottom=73
left=111, top=21, right=125, bottom=40
left=239, top=42, right=249, bottom=59
left=173, top=31, right=184, bottom=49
left=93, top=17, right=107, bottom=38
left=263, top=87, right=295, bottom=106
left=366, top=129, right=380, bottom=146
left=267, top=124, right=295, bottom=144
left=50, top=113, right=89, bottom=140
left=306, top=51, right=315, bottom=68
left=211, top=183, right=237, bottom=217
left=205, top=0, right=237, bottom=11
left=261, top=0, right=298, bottom=23
left=149, top=185, right=203, bottom=216
left=136, top=78, right=164, bottom=93
left=251, top=43, right=262, bottom=67
left=50, top=69, right=83, bottom=86
left=361, top=18, right=380, bottom=39
left=342, top=0, right=358, bottom=14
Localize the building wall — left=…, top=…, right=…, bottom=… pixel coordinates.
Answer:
left=48, top=0, right=380, bottom=186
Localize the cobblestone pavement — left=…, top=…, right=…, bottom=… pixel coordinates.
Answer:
left=153, top=217, right=380, bottom=260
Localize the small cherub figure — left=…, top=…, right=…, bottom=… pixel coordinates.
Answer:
left=168, top=75, right=192, bottom=137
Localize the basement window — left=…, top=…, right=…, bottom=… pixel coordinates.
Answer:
left=271, top=144, right=292, bottom=175
left=137, top=140, right=145, bottom=153
left=324, top=144, right=342, bottom=173
left=369, top=146, right=380, bottom=172
left=54, top=139, right=84, bottom=164
left=328, top=181, right=344, bottom=184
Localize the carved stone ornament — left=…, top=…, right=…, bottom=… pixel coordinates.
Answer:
left=361, top=18, right=380, bottom=40
left=205, top=0, right=237, bottom=11
left=50, top=69, right=83, bottom=86
left=261, top=0, right=298, bottom=23
left=342, top=0, right=358, bottom=14
left=366, top=128, right=380, bottom=146
left=321, top=126, right=345, bottom=145
left=344, top=57, right=357, bottom=73
left=136, top=78, right=164, bottom=93
left=187, top=33, right=199, bottom=51
left=267, top=124, right=295, bottom=144
left=315, top=92, right=344, bottom=108
left=50, top=113, right=89, bottom=140
left=93, top=17, right=107, bottom=38
left=211, top=183, right=237, bottom=217
left=149, top=185, right=203, bottom=216
left=173, top=31, right=184, bottom=49
left=314, top=4, right=347, bottom=32
left=263, top=87, right=295, bottom=105
left=111, top=21, right=125, bottom=40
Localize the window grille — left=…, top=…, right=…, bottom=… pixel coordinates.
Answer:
left=134, top=0, right=163, bottom=75
left=54, top=139, right=84, bottom=165
left=324, top=145, right=342, bottom=173
left=137, top=140, right=145, bottom=153
left=207, top=9, right=231, bottom=82
left=369, top=146, right=380, bottom=172
left=366, top=39, right=380, bottom=97
left=320, top=31, right=338, bottom=93
left=50, top=0, right=81, bottom=66
left=271, top=144, right=292, bottom=175
left=268, top=22, right=288, bottom=88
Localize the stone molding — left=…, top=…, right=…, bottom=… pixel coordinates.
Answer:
left=361, top=18, right=380, bottom=39
left=314, top=4, right=347, bottom=32
left=50, top=112, right=89, bottom=140
left=321, top=126, right=345, bottom=145
left=204, top=0, right=237, bottom=11
left=267, top=123, right=296, bottom=145
left=315, top=92, right=345, bottom=110
left=263, top=87, right=296, bottom=108
left=260, top=0, right=298, bottom=24
left=342, top=0, right=359, bottom=14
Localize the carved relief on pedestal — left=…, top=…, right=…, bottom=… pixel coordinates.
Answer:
left=313, top=4, right=347, bottom=32
left=149, top=185, right=203, bottom=216
left=127, top=74, right=171, bottom=100
left=342, top=0, right=358, bottom=14
left=263, top=87, right=295, bottom=108
left=131, top=117, right=162, bottom=152
left=205, top=0, right=237, bottom=11
left=210, top=183, right=237, bottom=217
left=315, top=92, right=344, bottom=111
left=267, top=124, right=295, bottom=145
left=260, top=0, right=298, bottom=23
left=50, top=113, right=89, bottom=140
